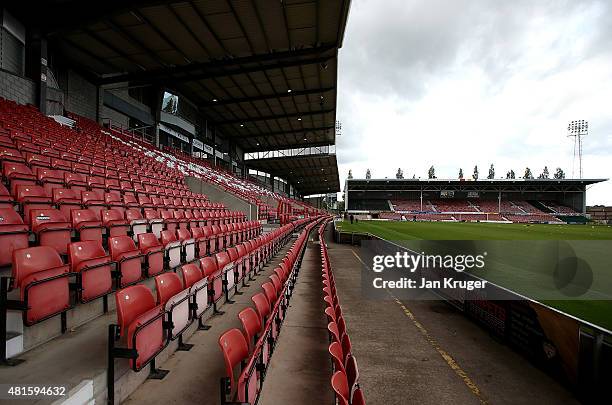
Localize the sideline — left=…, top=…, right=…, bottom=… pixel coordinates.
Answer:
left=350, top=249, right=489, bottom=405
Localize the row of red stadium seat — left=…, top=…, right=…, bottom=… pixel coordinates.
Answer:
left=217, top=219, right=322, bottom=404
left=318, top=220, right=366, bottom=405
left=106, top=217, right=316, bottom=403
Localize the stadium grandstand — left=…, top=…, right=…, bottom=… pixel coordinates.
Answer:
left=345, top=178, right=604, bottom=224
left=0, top=1, right=352, bottom=404
left=0, top=2, right=610, bottom=405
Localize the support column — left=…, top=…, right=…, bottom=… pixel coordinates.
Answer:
left=26, top=30, right=47, bottom=114
left=152, top=86, right=163, bottom=147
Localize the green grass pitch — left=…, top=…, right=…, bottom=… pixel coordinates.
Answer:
left=336, top=220, right=612, bottom=331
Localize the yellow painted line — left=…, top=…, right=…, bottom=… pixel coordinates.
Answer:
left=351, top=249, right=489, bottom=405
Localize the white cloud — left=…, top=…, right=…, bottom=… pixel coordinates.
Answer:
left=336, top=0, right=612, bottom=204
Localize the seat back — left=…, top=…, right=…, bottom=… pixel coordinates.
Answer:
left=346, top=355, right=360, bottom=395
left=109, top=235, right=138, bottom=259
left=181, top=263, right=202, bottom=288
left=238, top=307, right=262, bottom=352
left=251, top=293, right=270, bottom=324
left=0, top=208, right=29, bottom=266
left=12, top=246, right=70, bottom=324
left=227, top=247, right=239, bottom=262
left=12, top=245, right=65, bottom=289
left=329, top=342, right=345, bottom=374
left=199, top=257, right=218, bottom=278
left=116, top=285, right=157, bottom=336
left=30, top=208, right=71, bottom=255
left=215, top=251, right=231, bottom=270
left=68, top=240, right=112, bottom=301
left=155, top=272, right=184, bottom=306
left=331, top=371, right=350, bottom=405
left=218, top=328, right=249, bottom=394
left=138, top=232, right=161, bottom=250
left=352, top=388, right=366, bottom=405
left=261, top=282, right=276, bottom=306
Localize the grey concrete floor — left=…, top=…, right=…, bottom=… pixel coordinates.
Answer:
left=259, top=238, right=334, bottom=405
left=326, top=230, right=580, bottom=405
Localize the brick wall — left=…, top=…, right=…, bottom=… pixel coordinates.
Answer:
left=0, top=69, right=34, bottom=105
left=64, top=70, right=96, bottom=120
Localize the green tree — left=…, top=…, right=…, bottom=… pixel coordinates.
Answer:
left=428, top=166, right=436, bottom=179
left=524, top=167, right=533, bottom=179
left=365, top=169, right=371, bottom=179
left=473, top=165, right=479, bottom=180
left=458, top=168, right=464, bottom=179
left=396, top=168, right=404, bottom=179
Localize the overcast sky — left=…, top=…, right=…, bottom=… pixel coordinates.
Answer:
left=336, top=0, right=612, bottom=205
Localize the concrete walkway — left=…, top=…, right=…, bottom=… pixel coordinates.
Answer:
left=326, top=226, right=579, bottom=405
left=259, top=238, right=334, bottom=405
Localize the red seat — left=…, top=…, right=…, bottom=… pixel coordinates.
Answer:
left=11, top=246, right=71, bottom=325
left=0, top=208, right=29, bottom=267
left=30, top=208, right=71, bottom=255
left=177, top=228, right=196, bottom=262
left=181, top=263, right=208, bottom=318
left=126, top=208, right=148, bottom=242
left=144, top=209, right=164, bottom=238
left=36, top=168, right=64, bottom=194
left=161, top=229, right=182, bottom=269
left=102, top=209, right=129, bottom=237
left=215, top=251, right=234, bottom=292
left=352, top=388, right=366, bottom=405
left=0, top=182, right=12, bottom=209
left=331, top=370, right=350, bottom=405
left=251, top=293, right=270, bottom=325
left=104, top=192, right=125, bottom=215
left=3, top=161, right=36, bottom=195
left=346, top=355, right=360, bottom=400
left=0, top=146, right=24, bottom=163
left=261, top=282, right=277, bottom=308
left=64, top=171, right=87, bottom=191
left=69, top=240, right=112, bottom=302
left=218, top=329, right=249, bottom=403
left=155, top=272, right=191, bottom=339
left=329, top=342, right=345, bottom=374
left=72, top=209, right=103, bottom=242
left=238, top=307, right=262, bottom=352
left=138, top=233, right=164, bottom=276
left=81, top=190, right=105, bottom=215
left=53, top=188, right=81, bottom=219
left=16, top=185, right=52, bottom=224
left=200, top=256, right=222, bottom=306
left=109, top=236, right=143, bottom=287
left=115, top=285, right=165, bottom=370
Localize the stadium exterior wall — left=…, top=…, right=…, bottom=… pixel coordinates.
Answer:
left=0, top=69, right=34, bottom=105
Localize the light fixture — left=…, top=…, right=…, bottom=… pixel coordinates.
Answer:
left=303, top=137, right=307, bottom=141
left=212, top=98, right=218, bottom=102
left=287, top=89, right=292, bottom=93
left=240, top=124, right=244, bottom=127
left=297, top=117, right=302, bottom=121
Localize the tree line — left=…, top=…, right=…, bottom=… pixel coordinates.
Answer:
left=347, top=165, right=566, bottom=180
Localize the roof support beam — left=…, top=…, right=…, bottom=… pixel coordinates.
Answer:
left=200, top=87, right=334, bottom=108
left=217, top=109, right=334, bottom=125
left=230, top=125, right=335, bottom=139
left=98, top=44, right=336, bottom=85
left=243, top=140, right=334, bottom=153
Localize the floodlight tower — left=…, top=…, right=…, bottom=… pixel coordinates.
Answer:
left=567, top=120, right=588, bottom=179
